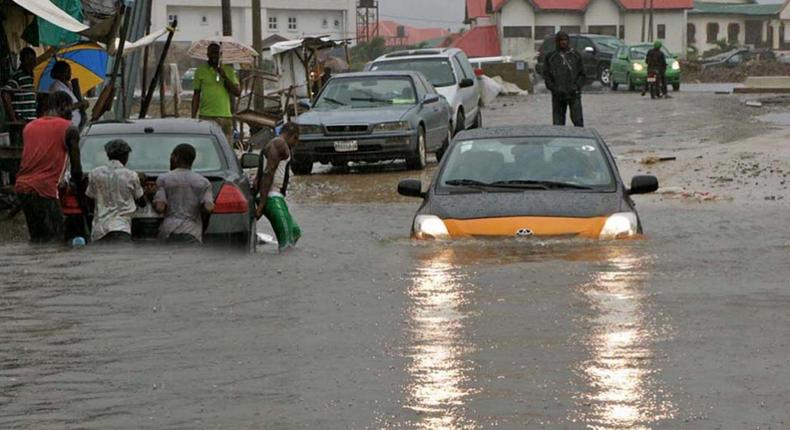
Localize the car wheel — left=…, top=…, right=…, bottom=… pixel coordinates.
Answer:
left=436, top=128, right=451, bottom=162
left=454, top=110, right=465, bottom=136
left=290, top=156, right=313, bottom=175
left=472, top=110, right=482, bottom=129
left=673, top=82, right=680, bottom=92
left=599, top=64, right=611, bottom=86
left=406, top=127, right=427, bottom=170
left=627, top=74, right=636, bottom=92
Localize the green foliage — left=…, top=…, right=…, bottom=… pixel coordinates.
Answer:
left=350, top=37, right=387, bottom=71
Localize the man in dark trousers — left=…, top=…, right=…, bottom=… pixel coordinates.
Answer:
left=544, top=31, right=586, bottom=127
left=14, top=91, right=82, bottom=243
left=644, top=40, right=669, bottom=98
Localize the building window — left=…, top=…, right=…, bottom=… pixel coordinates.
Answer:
left=707, top=22, right=719, bottom=43
left=587, top=25, right=617, bottom=36
left=687, top=23, right=696, bottom=44
left=268, top=16, right=277, bottom=30
left=503, top=26, right=532, bottom=38
left=657, top=24, right=666, bottom=39
left=727, top=23, right=740, bottom=43
left=201, top=16, right=208, bottom=26
left=288, top=17, right=297, bottom=31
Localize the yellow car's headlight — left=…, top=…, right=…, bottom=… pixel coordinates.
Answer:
left=413, top=215, right=450, bottom=240
left=599, top=212, right=638, bottom=240
left=632, top=63, right=644, bottom=72
left=671, top=61, right=680, bottom=71
left=373, top=121, right=411, bottom=132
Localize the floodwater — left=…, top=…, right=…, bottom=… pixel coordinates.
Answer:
left=2, top=91, right=790, bottom=428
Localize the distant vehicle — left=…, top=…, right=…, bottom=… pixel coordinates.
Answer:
left=292, top=71, right=452, bottom=175
left=62, top=119, right=258, bottom=251
left=609, top=43, right=681, bottom=92
left=397, top=125, right=658, bottom=240
left=700, top=48, right=775, bottom=69
left=181, top=67, right=196, bottom=91
left=366, top=48, right=482, bottom=135
left=536, top=33, right=624, bottom=86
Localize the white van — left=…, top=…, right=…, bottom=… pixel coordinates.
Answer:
left=366, top=48, right=482, bottom=135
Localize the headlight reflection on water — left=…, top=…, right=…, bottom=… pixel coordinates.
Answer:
left=406, top=249, right=478, bottom=429
left=574, top=250, right=675, bottom=429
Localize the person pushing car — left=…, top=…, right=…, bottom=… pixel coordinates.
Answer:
left=544, top=31, right=586, bottom=127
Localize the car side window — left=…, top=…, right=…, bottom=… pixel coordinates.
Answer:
left=456, top=52, right=477, bottom=80
left=452, top=56, right=469, bottom=80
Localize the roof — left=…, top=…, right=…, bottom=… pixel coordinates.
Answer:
left=87, top=118, right=216, bottom=136
left=452, top=25, right=501, bottom=58
left=493, top=0, right=692, bottom=12
left=368, top=20, right=450, bottom=47
left=455, top=125, right=600, bottom=140
left=690, top=1, right=782, bottom=15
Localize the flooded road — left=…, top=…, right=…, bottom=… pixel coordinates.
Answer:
left=2, top=91, right=790, bottom=429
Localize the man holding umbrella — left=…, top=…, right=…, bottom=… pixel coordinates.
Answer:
left=191, top=43, right=241, bottom=147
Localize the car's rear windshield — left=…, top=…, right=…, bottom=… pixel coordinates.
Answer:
left=314, top=76, right=417, bottom=109
left=369, top=58, right=456, bottom=87
left=629, top=46, right=672, bottom=59
left=81, top=134, right=225, bottom=173
left=439, top=137, right=615, bottom=190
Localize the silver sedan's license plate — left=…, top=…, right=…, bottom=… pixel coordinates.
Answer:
left=334, top=140, right=358, bottom=152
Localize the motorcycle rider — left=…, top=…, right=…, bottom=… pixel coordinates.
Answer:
left=643, top=40, right=669, bottom=98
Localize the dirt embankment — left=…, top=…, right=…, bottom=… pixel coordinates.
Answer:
left=682, top=60, right=790, bottom=83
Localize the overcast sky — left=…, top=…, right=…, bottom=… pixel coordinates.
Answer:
left=379, top=0, right=466, bottom=30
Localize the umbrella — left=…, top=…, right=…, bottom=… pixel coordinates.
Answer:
left=187, top=36, right=258, bottom=65
left=34, top=42, right=108, bottom=95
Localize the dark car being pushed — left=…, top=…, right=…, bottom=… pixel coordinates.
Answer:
left=536, top=33, right=624, bottom=86
left=61, top=119, right=260, bottom=251
left=398, top=126, right=658, bottom=240
left=292, top=71, right=452, bottom=174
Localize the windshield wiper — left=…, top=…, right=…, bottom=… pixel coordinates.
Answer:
left=490, top=180, right=592, bottom=190
left=321, top=97, right=347, bottom=106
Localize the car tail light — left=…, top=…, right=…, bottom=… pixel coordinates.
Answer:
left=60, top=187, right=82, bottom=215
left=213, top=183, right=248, bottom=214
left=474, top=68, right=484, bottom=77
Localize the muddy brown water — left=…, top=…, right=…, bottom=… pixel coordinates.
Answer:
left=2, top=92, right=789, bottom=429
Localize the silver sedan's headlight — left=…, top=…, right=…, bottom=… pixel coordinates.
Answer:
left=413, top=215, right=450, bottom=240
left=373, top=121, right=411, bottom=132
left=298, top=124, right=322, bottom=135
left=599, top=212, right=638, bottom=240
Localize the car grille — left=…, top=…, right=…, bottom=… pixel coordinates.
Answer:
left=325, top=125, right=369, bottom=134
left=316, top=144, right=383, bottom=153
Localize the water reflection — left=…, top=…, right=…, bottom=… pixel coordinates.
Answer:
left=406, top=248, right=477, bottom=429
left=576, top=249, right=674, bottom=429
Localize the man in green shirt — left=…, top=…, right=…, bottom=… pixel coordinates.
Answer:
left=191, top=43, right=241, bottom=147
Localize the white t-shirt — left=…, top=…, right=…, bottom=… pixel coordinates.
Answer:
left=49, top=80, right=82, bottom=129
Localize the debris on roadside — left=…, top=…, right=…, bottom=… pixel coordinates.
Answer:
left=640, top=156, right=677, bottom=165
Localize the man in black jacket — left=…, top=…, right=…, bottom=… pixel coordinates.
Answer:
left=544, top=32, right=586, bottom=127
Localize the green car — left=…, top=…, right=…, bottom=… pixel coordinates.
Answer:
left=610, top=44, right=681, bottom=92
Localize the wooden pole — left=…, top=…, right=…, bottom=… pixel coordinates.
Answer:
left=221, top=0, right=233, bottom=36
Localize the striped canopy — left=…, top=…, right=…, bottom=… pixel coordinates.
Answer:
left=34, top=42, right=108, bottom=95
left=187, top=36, right=258, bottom=65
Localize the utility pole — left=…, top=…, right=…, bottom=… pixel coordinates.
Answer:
left=221, top=0, right=232, bottom=36
left=252, top=0, right=262, bottom=64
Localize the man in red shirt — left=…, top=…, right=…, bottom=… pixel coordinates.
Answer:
left=14, top=91, right=82, bottom=243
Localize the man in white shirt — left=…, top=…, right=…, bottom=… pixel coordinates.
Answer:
left=48, top=61, right=87, bottom=129
left=85, top=139, right=148, bottom=243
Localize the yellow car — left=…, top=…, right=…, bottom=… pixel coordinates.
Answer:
left=398, top=126, right=658, bottom=239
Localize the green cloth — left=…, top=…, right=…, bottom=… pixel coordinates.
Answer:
left=38, top=0, right=83, bottom=47
left=263, top=195, right=301, bottom=251
left=193, top=64, right=238, bottom=118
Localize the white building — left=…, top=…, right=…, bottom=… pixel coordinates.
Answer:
left=150, top=0, right=357, bottom=46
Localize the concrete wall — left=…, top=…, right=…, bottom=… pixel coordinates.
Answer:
left=622, top=11, right=686, bottom=55
left=151, top=0, right=355, bottom=45
left=498, top=0, right=536, bottom=59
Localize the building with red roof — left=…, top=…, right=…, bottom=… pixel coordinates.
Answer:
left=367, top=20, right=450, bottom=47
